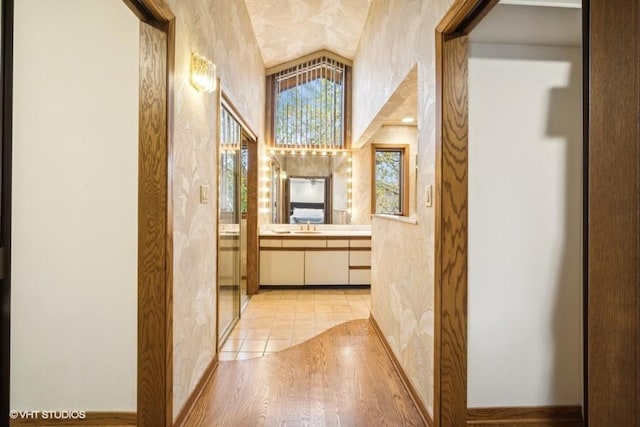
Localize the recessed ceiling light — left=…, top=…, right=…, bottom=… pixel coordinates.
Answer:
left=401, top=117, right=415, bottom=124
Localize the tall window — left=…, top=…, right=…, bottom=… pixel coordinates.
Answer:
left=371, top=144, right=409, bottom=216
left=268, top=54, right=350, bottom=149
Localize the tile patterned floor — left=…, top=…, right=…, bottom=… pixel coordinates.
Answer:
left=219, top=287, right=371, bottom=361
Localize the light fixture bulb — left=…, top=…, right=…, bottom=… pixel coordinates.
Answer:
left=190, top=53, right=216, bottom=93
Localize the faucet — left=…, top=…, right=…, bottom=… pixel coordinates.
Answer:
left=306, top=220, right=310, bottom=231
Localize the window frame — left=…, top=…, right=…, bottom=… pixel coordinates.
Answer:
left=371, top=144, right=410, bottom=216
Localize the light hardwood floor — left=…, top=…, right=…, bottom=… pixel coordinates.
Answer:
left=184, top=318, right=426, bottom=426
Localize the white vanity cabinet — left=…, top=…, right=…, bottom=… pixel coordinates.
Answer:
left=349, top=237, right=372, bottom=285
left=259, top=251, right=304, bottom=285
left=305, top=250, right=349, bottom=285
left=259, top=234, right=371, bottom=286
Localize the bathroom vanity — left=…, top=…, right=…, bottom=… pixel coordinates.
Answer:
left=259, top=228, right=371, bottom=286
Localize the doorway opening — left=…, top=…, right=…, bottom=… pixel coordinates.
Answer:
left=8, top=1, right=175, bottom=425
left=434, top=1, right=584, bottom=425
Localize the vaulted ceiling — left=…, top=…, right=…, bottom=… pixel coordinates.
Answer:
left=243, top=0, right=373, bottom=69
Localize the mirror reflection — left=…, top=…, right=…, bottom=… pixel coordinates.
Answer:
left=269, top=152, right=351, bottom=224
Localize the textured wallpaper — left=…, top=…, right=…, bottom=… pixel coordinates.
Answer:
left=353, top=0, right=455, bottom=416
left=166, top=0, right=265, bottom=418
left=351, top=144, right=372, bottom=225
left=243, top=0, right=372, bottom=67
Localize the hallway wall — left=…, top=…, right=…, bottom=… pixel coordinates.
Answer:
left=164, top=0, right=265, bottom=418
left=11, top=0, right=138, bottom=411
left=353, top=0, right=455, bottom=415
left=467, top=42, right=582, bottom=407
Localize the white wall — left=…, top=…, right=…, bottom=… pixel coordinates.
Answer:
left=12, top=0, right=138, bottom=411
left=467, top=42, right=582, bottom=407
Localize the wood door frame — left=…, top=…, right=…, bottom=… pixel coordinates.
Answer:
left=1, top=0, right=13, bottom=421
left=244, top=132, right=259, bottom=296
left=434, top=2, right=499, bottom=425
left=122, top=1, right=175, bottom=426
left=435, top=0, right=640, bottom=426
left=585, top=0, right=639, bottom=424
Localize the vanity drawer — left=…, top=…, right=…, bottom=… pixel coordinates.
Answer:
left=282, top=239, right=327, bottom=248
left=327, top=239, right=349, bottom=248
left=260, top=239, right=282, bottom=248
left=350, top=239, right=371, bottom=248
left=349, top=250, right=371, bottom=267
left=349, top=269, right=371, bottom=285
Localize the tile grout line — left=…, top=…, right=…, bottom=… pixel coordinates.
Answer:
left=224, top=288, right=371, bottom=360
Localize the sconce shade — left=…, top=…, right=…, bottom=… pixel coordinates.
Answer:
left=190, top=53, right=216, bottom=93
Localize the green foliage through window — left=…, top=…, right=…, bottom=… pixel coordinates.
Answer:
left=373, top=147, right=407, bottom=215
left=273, top=57, right=346, bottom=149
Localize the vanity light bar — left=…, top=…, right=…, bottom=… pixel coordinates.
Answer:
left=267, top=148, right=351, bottom=156
left=259, top=151, right=273, bottom=216
left=347, top=153, right=353, bottom=216
left=260, top=147, right=354, bottom=220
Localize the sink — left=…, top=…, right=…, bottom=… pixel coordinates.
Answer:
left=270, top=230, right=291, bottom=234
left=292, top=230, right=323, bottom=234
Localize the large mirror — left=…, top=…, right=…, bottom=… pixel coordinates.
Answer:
left=269, top=152, right=351, bottom=224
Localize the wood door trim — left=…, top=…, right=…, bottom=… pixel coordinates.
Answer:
left=246, top=135, right=259, bottom=295
left=1, top=0, right=13, bottom=421
left=214, top=79, right=221, bottom=349
left=435, top=1, right=639, bottom=425
left=123, top=1, right=175, bottom=426
left=123, top=0, right=173, bottom=26
left=434, top=1, right=498, bottom=426
left=221, top=93, right=258, bottom=142
left=467, top=406, right=583, bottom=426
left=586, top=0, right=640, bottom=423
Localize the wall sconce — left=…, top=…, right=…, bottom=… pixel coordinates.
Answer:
left=190, top=53, right=216, bottom=93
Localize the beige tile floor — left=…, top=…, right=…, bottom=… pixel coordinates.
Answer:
left=219, top=287, right=371, bottom=361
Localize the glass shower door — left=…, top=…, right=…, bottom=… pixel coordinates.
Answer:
left=218, top=107, right=241, bottom=345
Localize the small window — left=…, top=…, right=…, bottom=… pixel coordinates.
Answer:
left=371, top=144, right=409, bottom=216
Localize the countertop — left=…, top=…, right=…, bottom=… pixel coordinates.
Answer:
left=260, top=229, right=371, bottom=238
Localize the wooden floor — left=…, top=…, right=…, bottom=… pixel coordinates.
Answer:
left=183, top=319, right=426, bottom=426
left=221, top=288, right=371, bottom=360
